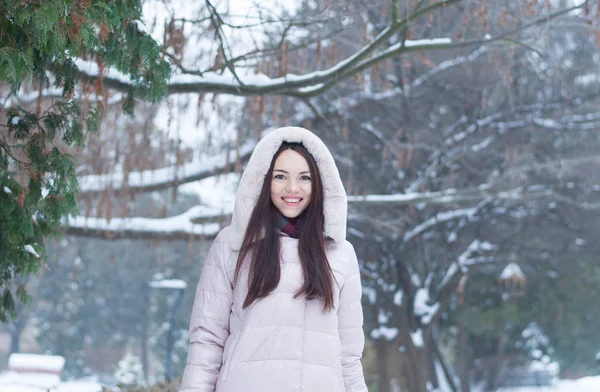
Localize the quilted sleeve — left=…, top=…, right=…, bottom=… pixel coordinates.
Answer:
left=338, top=243, right=368, bottom=392
left=179, top=232, right=233, bottom=392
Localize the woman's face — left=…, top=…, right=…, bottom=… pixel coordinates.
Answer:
left=270, top=149, right=312, bottom=218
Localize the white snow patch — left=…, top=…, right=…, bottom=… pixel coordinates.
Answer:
left=498, top=376, right=600, bottom=392
left=114, top=354, right=144, bottom=386
left=3, top=186, right=11, bottom=194
left=447, top=231, right=457, bottom=243
left=377, top=309, right=389, bottom=324
left=370, top=326, right=399, bottom=340
left=54, top=381, right=103, bottom=392
left=8, top=353, right=64, bottom=373
left=403, top=38, right=452, bottom=47
left=24, top=245, right=40, bottom=258
left=393, top=290, right=403, bottom=306
left=434, top=359, right=452, bottom=392
left=472, top=136, right=494, bottom=152
left=411, top=273, right=422, bottom=287
left=411, top=329, right=424, bottom=347
left=413, top=288, right=440, bottom=325
left=363, top=287, right=376, bottom=304
left=0, top=372, right=61, bottom=390
left=500, top=262, right=525, bottom=280
left=149, top=279, right=187, bottom=290
left=575, top=72, right=600, bottom=86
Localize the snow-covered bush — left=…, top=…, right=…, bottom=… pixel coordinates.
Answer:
left=114, top=354, right=144, bottom=387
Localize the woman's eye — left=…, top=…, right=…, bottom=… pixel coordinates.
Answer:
left=274, top=174, right=285, bottom=180
left=300, top=175, right=311, bottom=181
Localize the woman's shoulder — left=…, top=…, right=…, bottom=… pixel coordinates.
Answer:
left=214, top=225, right=234, bottom=243
left=212, top=225, right=239, bottom=253
left=327, top=239, right=357, bottom=255
left=210, top=226, right=241, bottom=271
left=327, top=239, right=360, bottom=276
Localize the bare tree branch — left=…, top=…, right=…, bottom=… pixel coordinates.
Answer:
left=347, top=184, right=554, bottom=206
left=297, top=0, right=590, bottom=97
left=84, top=0, right=582, bottom=99
left=78, top=140, right=255, bottom=195
left=78, top=0, right=468, bottom=97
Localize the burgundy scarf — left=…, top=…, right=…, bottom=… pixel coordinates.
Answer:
left=278, top=214, right=300, bottom=239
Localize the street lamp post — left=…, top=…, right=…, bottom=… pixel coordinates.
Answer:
left=149, top=279, right=188, bottom=382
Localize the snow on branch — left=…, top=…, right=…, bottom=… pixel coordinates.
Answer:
left=65, top=181, right=597, bottom=241
left=78, top=140, right=255, bottom=194
left=315, top=44, right=492, bottom=114
left=532, top=116, right=600, bottom=130
left=79, top=35, right=455, bottom=98
left=409, top=45, right=489, bottom=91
left=284, top=1, right=586, bottom=98
left=348, top=184, right=556, bottom=206
left=77, top=0, right=459, bottom=99
left=437, top=239, right=498, bottom=294
left=65, top=205, right=227, bottom=240
left=414, top=288, right=440, bottom=326
left=402, top=208, right=478, bottom=246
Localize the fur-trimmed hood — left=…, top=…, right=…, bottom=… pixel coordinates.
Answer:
left=230, top=126, right=347, bottom=250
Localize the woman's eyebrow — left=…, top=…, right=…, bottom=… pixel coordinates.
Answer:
left=273, top=169, right=311, bottom=174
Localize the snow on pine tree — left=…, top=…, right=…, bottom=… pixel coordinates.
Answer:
left=0, top=0, right=169, bottom=321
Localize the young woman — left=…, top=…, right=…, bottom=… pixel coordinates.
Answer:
left=179, top=127, right=367, bottom=392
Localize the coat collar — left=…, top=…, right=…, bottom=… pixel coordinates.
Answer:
left=230, top=126, right=347, bottom=250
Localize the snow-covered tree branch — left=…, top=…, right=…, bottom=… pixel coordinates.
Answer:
left=74, top=0, right=590, bottom=99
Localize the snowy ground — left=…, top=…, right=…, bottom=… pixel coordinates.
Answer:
left=497, top=375, right=600, bottom=392
left=0, top=378, right=102, bottom=392
left=2, top=374, right=600, bottom=391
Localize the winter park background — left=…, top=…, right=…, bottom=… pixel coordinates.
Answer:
left=1, top=0, right=600, bottom=391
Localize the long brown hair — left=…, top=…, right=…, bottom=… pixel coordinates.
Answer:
left=234, top=142, right=335, bottom=310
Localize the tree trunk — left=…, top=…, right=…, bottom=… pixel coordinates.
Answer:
left=396, top=309, right=429, bottom=392
left=10, top=325, right=21, bottom=353
left=487, top=326, right=508, bottom=391
left=141, top=285, right=149, bottom=383
left=10, top=313, right=25, bottom=354
left=458, top=320, right=471, bottom=392
left=426, top=333, right=439, bottom=390
left=403, top=341, right=429, bottom=392
left=375, top=339, right=391, bottom=392
left=431, top=336, right=459, bottom=392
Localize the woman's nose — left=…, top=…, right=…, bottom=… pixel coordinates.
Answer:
left=286, top=180, right=299, bottom=192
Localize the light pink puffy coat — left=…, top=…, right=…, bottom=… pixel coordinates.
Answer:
left=179, top=127, right=367, bottom=392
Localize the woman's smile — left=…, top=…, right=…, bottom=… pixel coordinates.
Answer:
left=282, top=197, right=302, bottom=205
